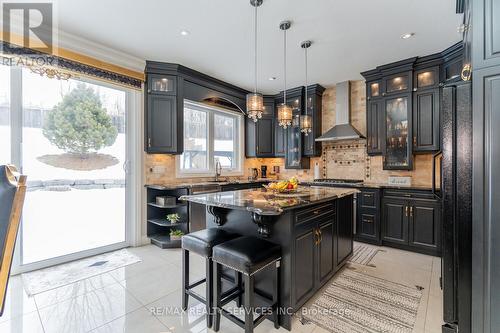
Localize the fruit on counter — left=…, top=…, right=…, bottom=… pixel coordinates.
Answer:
left=266, top=177, right=299, bottom=191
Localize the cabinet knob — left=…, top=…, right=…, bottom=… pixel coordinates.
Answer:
left=147, top=89, right=151, bottom=93
left=313, top=210, right=319, bottom=215
left=410, top=206, right=413, bottom=217
left=382, top=92, right=386, bottom=96
left=413, top=88, right=418, bottom=92
left=405, top=206, right=409, bottom=217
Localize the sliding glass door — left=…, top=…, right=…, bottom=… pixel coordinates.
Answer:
left=2, top=64, right=136, bottom=272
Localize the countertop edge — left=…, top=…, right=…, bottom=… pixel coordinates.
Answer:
left=179, top=188, right=359, bottom=216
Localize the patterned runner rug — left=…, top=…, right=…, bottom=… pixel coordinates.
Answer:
left=348, top=243, right=383, bottom=266
left=301, top=269, right=422, bottom=333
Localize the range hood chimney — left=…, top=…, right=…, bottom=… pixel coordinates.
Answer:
left=316, top=81, right=365, bottom=142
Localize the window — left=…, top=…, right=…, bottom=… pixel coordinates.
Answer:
left=0, top=65, right=10, bottom=165
left=178, top=101, right=243, bottom=176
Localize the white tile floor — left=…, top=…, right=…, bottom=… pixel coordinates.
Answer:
left=1, top=243, right=443, bottom=333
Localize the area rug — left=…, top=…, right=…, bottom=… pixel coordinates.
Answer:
left=301, top=269, right=422, bottom=333
left=22, top=249, right=141, bottom=296
left=348, top=243, right=383, bottom=266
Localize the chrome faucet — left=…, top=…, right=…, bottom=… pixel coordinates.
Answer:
left=214, top=158, right=222, bottom=182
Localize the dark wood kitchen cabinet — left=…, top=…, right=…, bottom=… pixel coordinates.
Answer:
left=246, top=98, right=275, bottom=157
left=292, top=199, right=347, bottom=309
left=412, top=66, right=441, bottom=153
left=366, top=98, right=384, bottom=155
left=274, top=118, right=286, bottom=157
left=146, top=94, right=181, bottom=153
left=302, top=85, right=325, bottom=157
left=412, top=88, right=440, bottom=152
left=318, top=219, right=335, bottom=284
left=382, top=197, right=409, bottom=245
left=381, top=189, right=441, bottom=256
left=293, top=220, right=318, bottom=307
left=409, top=200, right=441, bottom=252
left=356, top=188, right=381, bottom=244
left=383, top=92, right=413, bottom=170
left=284, top=90, right=310, bottom=169
left=145, top=61, right=249, bottom=155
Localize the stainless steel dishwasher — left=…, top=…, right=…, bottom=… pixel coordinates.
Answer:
left=188, top=184, right=221, bottom=232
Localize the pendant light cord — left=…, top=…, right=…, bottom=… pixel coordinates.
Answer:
left=254, top=4, right=258, bottom=94
left=283, top=28, right=287, bottom=103
left=304, top=46, right=308, bottom=116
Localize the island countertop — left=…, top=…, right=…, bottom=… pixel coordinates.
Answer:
left=179, top=186, right=359, bottom=215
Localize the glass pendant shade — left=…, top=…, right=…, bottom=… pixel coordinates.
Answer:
left=277, top=103, right=293, bottom=128
left=300, top=114, right=312, bottom=135
left=246, top=92, right=264, bottom=122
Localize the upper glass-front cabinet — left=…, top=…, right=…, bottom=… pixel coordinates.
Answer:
left=367, top=80, right=382, bottom=100
left=384, top=72, right=411, bottom=95
left=148, top=74, right=177, bottom=95
left=414, top=67, right=440, bottom=90
left=384, top=93, right=412, bottom=170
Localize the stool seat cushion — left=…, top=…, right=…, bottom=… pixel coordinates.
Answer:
left=212, top=236, right=281, bottom=275
left=182, top=228, right=239, bottom=257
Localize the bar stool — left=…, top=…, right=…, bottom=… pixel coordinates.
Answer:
left=212, top=236, right=281, bottom=333
left=181, top=228, right=240, bottom=328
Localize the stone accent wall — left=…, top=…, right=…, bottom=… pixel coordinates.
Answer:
left=144, top=80, right=434, bottom=187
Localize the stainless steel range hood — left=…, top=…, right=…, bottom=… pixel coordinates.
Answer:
left=316, top=81, right=365, bottom=142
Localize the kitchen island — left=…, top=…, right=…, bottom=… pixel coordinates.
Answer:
left=180, top=186, right=358, bottom=330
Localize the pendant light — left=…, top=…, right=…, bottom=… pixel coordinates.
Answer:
left=300, top=40, right=312, bottom=135
left=246, top=0, right=264, bottom=122
left=277, top=21, right=293, bottom=129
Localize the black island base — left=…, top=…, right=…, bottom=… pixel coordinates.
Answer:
left=181, top=186, right=358, bottom=330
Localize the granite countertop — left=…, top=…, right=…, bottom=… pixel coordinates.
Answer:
left=179, top=186, right=359, bottom=216
left=146, top=179, right=270, bottom=190
left=301, top=181, right=434, bottom=191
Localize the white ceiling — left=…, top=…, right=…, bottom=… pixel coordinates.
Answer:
left=56, top=0, right=463, bottom=94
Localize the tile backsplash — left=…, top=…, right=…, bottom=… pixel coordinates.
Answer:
left=144, top=81, right=434, bottom=187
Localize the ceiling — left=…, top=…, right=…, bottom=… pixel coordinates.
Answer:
left=57, top=0, right=463, bottom=94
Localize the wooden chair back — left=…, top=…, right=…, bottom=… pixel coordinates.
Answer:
left=0, top=165, right=27, bottom=316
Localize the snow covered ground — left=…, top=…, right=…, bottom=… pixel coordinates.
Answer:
left=1, top=126, right=127, bottom=265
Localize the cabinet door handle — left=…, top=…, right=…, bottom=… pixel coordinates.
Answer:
left=405, top=206, right=409, bottom=217
left=413, top=137, right=417, bottom=145
left=313, top=210, right=319, bottom=215
left=319, top=229, right=322, bottom=244
left=148, top=138, right=151, bottom=148
left=410, top=206, right=413, bottom=217
left=314, top=229, right=320, bottom=245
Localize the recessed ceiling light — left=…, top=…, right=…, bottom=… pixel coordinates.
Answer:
left=401, top=32, right=415, bottom=39
left=268, top=77, right=277, bottom=81
left=180, top=30, right=190, bottom=36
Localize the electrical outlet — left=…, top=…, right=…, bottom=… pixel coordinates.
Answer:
left=151, top=166, right=166, bottom=174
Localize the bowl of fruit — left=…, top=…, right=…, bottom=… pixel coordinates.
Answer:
left=264, top=177, right=299, bottom=193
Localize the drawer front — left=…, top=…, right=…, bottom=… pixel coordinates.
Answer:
left=295, top=203, right=335, bottom=226
left=383, top=189, right=435, bottom=200
left=359, top=189, right=380, bottom=209
left=358, top=212, right=377, bottom=239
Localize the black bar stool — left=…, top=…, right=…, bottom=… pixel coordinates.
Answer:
left=181, top=228, right=240, bottom=328
left=212, top=236, right=281, bottom=333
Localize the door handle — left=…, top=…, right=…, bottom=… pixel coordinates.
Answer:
left=410, top=206, right=413, bottom=217
left=314, top=228, right=320, bottom=245
left=405, top=206, right=408, bottom=217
